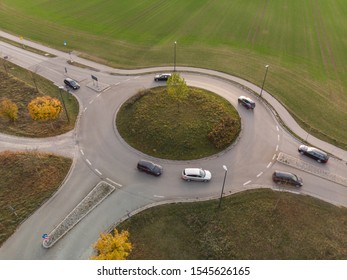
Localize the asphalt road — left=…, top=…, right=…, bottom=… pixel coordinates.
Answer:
left=0, top=32, right=346, bottom=259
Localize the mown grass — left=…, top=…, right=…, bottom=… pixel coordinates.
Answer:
left=116, top=87, right=240, bottom=160
left=118, top=189, right=347, bottom=260
left=0, top=151, right=72, bottom=246
left=0, top=62, right=79, bottom=137
left=0, top=0, right=346, bottom=148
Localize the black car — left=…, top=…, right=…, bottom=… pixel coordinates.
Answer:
left=64, top=78, right=80, bottom=90
left=238, top=96, right=255, bottom=109
left=272, top=170, right=303, bottom=187
left=154, top=73, right=171, bottom=81
left=137, top=160, right=163, bottom=176
left=298, top=145, right=329, bottom=163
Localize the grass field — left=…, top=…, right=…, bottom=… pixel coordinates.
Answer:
left=0, top=151, right=72, bottom=246
left=0, top=1, right=346, bottom=147
left=116, top=86, right=240, bottom=160
left=118, top=189, right=347, bottom=259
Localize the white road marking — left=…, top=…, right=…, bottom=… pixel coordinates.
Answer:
left=84, top=107, right=87, bottom=112
left=243, top=180, right=252, bottom=186
left=276, top=125, right=279, bottom=132
left=266, top=162, right=272, bottom=168
left=106, top=178, right=122, bottom=187
left=80, top=149, right=84, bottom=156
left=154, top=195, right=165, bottom=198
left=277, top=134, right=280, bottom=141
left=257, top=172, right=263, bottom=178
left=86, top=159, right=92, bottom=165
left=272, top=154, right=276, bottom=160
left=276, top=145, right=279, bottom=152
left=89, top=99, right=94, bottom=104
left=115, top=82, right=120, bottom=86
left=97, top=93, right=101, bottom=98
left=95, top=169, right=102, bottom=175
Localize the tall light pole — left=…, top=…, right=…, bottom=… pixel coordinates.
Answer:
left=174, top=41, right=177, bottom=72
left=218, top=165, right=228, bottom=208
left=59, top=86, right=70, bottom=123
left=260, top=64, right=269, bottom=98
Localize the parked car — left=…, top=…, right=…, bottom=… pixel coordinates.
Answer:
left=272, top=170, right=303, bottom=187
left=64, top=78, right=80, bottom=90
left=137, top=160, right=163, bottom=176
left=154, top=73, right=171, bottom=81
left=238, top=96, right=255, bottom=109
left=298, top=145, right=329, bottom=163
left=182, top=168, right=212, bottom=182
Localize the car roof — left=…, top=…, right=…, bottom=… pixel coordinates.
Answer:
left=239, top=96, right=254, bottom=102
left=184, top=168, right=202, bottom=176
left=273, top=170, right=296, bottom=178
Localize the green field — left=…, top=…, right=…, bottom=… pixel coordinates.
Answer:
left=0, top=0, right=346, bottom=147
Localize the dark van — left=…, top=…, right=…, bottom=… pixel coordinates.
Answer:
left=272, top=170, right=303, bottom=187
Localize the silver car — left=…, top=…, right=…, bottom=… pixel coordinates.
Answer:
left=182, top=168, right=212, bottom=182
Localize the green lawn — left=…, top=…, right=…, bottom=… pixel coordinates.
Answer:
left=118, top=189, right=347, bottom=260
left=0, top=1, right=346, bottom=147
left=116, top=86, right=240, bottom=160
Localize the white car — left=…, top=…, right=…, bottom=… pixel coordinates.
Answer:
left=182, top=168, right=212, bottom=182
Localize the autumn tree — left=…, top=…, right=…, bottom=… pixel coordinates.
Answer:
left=91, top=230, right=132, bottom=260
left=167, top=73, right=189, bottom=111
left=0, top=98, right=18, bottom=121
left=27, top=96, right=62, bottom=121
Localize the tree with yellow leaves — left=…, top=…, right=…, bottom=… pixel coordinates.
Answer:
left=0, top=98, right=18, bottom=122
left=91, top=230, right=132, bottom=260
left=27, top=96, right=62, bottom=121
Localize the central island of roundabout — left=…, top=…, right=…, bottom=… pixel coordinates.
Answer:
left=116, top=77, right=241, bottom=161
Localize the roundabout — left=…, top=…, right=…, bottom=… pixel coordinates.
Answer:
left=0, top=34, right=347, bottom=259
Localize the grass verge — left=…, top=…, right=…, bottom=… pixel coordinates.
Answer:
left=116, top=87, right=241, bottom=160
left=0, top=151, right=72, bottom=246
left=118, top=189, right=347, bottom=260
left=0, top=63, right=79, bottom=137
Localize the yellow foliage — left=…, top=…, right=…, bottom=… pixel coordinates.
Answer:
left=0, top=98, right=18, bottom=121
left=27, top=96, right=62, bottom=121
left=91, top=230, right=132, bottom=260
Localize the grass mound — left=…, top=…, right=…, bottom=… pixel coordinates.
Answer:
left=118, top=189, right=347, bottom=260
left=116, top=87, right=241, bottom=160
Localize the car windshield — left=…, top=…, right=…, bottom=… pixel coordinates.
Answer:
left=199, top=170, right=205, bottom=177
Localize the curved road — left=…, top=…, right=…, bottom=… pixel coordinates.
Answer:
left=0, top=31, right=346, bottom=259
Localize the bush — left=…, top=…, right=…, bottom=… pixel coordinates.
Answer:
left=208, top=116, right=239, bottom=149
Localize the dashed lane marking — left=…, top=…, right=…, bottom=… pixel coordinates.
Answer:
left=86, top=159, right=92, bottom=165
left=276, top=145, right=279, bottom=152
left=80, top=149, right=84, bottom=156
left=266, top=162, right=272, bottom=168
left=276, top=125, right=279, bottom=132
left=257, top=172, right=263, bottom=178
left=95, top=169, right=102, bottom=175
left=273, top=154, right=276, bottom=160
left=243, top=180, right=252, bottom=186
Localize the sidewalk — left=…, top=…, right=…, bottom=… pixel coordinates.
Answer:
left=1, top=30, right=346, bottom=162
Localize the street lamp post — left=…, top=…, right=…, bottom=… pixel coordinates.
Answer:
left=218, top=165, right=228, bottom=208
left=174, top=41, right=177, bottom=72
left=59, top=86, right=70, bottom=123
left=260, top=65, right=269, bottom=98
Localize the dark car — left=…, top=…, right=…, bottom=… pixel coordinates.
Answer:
left=137, top=160, right=163, bottom=176
left=298, top=145, right=329, bottom=163
left=154, top=73, right=171, bottom=81
left=64, top=78, right=80, bottom=90
left=238, top=96, right=256, bottom=109
left=272, top=170, right=303, bottom=187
